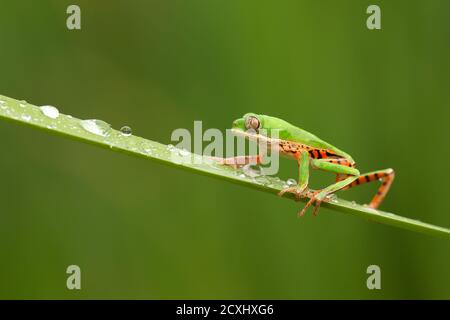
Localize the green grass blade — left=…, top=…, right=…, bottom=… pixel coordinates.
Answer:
left=1, top=93, right=449, bottom=239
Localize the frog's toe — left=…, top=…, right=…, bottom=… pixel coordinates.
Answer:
left=298, top=190, right=323, bottom=217
left=278, top=185, right=308, bottom=201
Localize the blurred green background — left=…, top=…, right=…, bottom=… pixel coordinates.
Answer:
left=0, top=0, right=449, bottom=299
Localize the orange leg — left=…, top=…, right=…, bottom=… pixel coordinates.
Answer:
left=342, top=168, right=395, bottom=209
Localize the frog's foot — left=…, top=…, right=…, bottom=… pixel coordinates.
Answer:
left=277, top=185, right=308, bottom=201
left=298, top=190, right=324, bottom=217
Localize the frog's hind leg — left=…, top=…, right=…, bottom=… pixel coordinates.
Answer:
left=312, top=158, right=356, bottom=182
left=336, top=174, right=349, bottom=182
left=302, top=168, right=395, bottom=216
left=299, top=159, right=360, bottom=216
left=342, top=168, right=395, bottom=209
left=299, top=176, right=358, bottom=216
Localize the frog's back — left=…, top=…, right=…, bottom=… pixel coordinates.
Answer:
left=261, top=115, right=354, bottom=162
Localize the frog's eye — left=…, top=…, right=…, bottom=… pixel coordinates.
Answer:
left=245, top=116, right=260, bottom=131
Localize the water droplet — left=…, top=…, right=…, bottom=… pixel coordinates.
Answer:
left=254, top=175, right=271, bottom=186
left=0, top=105, right=7, bottom=110
left=39, top=105, right=59, bottom=119
left=120, top=126, right=132, bottom=136
left=286, top=178, right=297, bottom=187
left=80, top=119, right=111, bottom=137
left=21, top=114, right=31, bottom=122
left=178, top=148, right=190, bottom=157
left=239, top=173, right=246, bottom=178
left=243, top=164, right=262, bottom=178
left=167, top=144, right=175, bottom=152
left=327, top=194, right=338, bottom=200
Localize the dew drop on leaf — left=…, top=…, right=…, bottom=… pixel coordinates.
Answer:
left=178, top=148, right=190, bottom=157
left=120, top=126, right=132, bottom=136
left=286, top=178, right=297, bottom=187
left=40, top=105, right=60, bottom=119
left=243, top=164, right=262, bottom=178
left=80, top=119, right=111, bottom=137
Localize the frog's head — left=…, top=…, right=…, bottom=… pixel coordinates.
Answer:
left=232, top=113, right=291, bottom=140
left=232, top=113, right=263, bottom=133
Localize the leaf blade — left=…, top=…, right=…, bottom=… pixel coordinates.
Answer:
left=1, top=94, right=449, bottom=239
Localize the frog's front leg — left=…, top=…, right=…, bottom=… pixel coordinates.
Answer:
left=278, top=150, right=310, bottom=200
left=209, top=154, right=263, bottom=169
